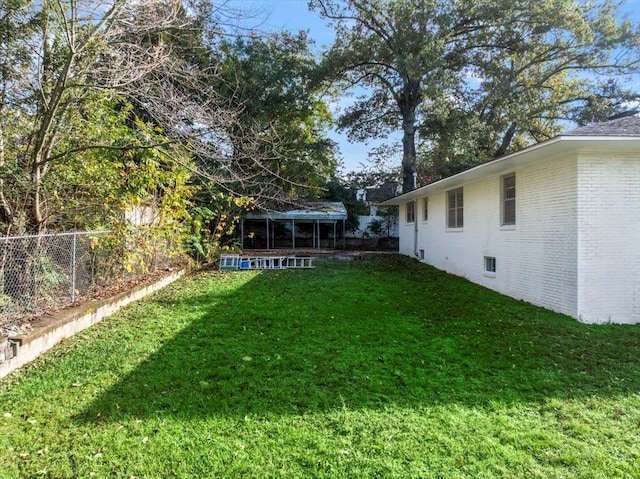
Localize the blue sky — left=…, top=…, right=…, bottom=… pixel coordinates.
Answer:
left=227, top=0, right=389, bottom=173
left=227, top=0, right=640, bottom=174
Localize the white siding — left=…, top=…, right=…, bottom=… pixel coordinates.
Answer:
left=576, top=153, right=640, bottom=323
left=410, top=154, right=580, bottom=319
left=398, top=202, right=416, bottom=257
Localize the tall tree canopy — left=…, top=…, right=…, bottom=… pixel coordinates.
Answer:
left=0, top=0, right=220, bottom=235
left=313, top=0, right=640, bottom=191
left=0, top=0, right=339, bottom=237
left=211, top=32, right=338, bottom=205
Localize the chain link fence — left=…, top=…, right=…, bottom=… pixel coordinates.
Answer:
left=0, top=230, right=178, bottom=336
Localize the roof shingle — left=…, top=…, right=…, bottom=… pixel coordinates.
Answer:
left=564, top=114, right=640, bottom=136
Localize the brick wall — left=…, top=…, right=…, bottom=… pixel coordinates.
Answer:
left=401, top=154, right=581, bottom=320
left=576, top=153, right=640, bottom=323
left=397, top=146, right=640, bottom=324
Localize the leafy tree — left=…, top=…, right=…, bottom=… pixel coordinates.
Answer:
left=366, top=206, right=397, bottom=239
left=0, top=0, right=285, bottom=238
left=185, top=193, right=252, bottom=263
left=0, top=0, right=36, bottom=234
left=320, top=179, right=367, bottom=232
left=313, top=0, right=640, bottom=190
left=212, top=32, right=338, bottom=204
left=0, top=0, right=208, bottom=235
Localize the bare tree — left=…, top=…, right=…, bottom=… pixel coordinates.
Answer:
left=0, top=0, right=292, bottom=234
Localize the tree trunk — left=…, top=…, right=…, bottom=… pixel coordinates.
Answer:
left=401, top=115, right=417, bottom=193
left=0, top=125, right=13, bottom=233
left=494, top=121, right=517, bottom=158
left=25, top=2, right=73, bottom=235
left=398, top=82, right=420, bottom=193
left=28, top=164, right=46, bottom=234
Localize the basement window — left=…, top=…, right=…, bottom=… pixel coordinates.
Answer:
left=484, top=256, right=496, bottom=275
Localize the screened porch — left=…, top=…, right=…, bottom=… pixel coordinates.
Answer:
left=241, top=202, right=347, bottom=250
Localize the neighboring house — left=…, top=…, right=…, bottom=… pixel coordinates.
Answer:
left=352, top=183, right=401, bottom=238
left=380, top=116, right=640, bottom=324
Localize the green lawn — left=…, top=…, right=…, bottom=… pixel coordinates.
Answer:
left=1, top=255, right=639, bottom=478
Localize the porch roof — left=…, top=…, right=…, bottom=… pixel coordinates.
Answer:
left=245, top=202, right=347, bottom=221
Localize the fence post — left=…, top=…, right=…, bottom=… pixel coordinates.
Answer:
left=71, top=233, right=77, bottom=303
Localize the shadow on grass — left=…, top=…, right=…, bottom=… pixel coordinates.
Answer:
left=76, top=257, right=640, bottom=423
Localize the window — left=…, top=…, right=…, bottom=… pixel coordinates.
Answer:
left=423, top=197, right=429, bottom=221
left=447, top=188, right=463, bottom=228
left=502, top=174, right=516, bottom=226
left=419, top=249, right=425, bottom=260
left=406, top=201, right=415, bottom=223
left=484, top=256, right=496, bottom=274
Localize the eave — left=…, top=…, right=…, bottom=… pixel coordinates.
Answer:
left=380, top=136, right=640, bottom=206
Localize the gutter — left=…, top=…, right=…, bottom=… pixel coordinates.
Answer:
left=379, top=135, right=640, bottom=207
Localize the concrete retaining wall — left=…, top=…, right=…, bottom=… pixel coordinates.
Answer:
left=0, top=269, right=185, bottom=379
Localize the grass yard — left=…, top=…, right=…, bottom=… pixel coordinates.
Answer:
left=1, top=255, right=639, bottom=478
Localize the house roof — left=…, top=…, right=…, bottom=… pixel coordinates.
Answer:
left=245, top=202, right=348, bottom=221
left=380, top=116, right=640, bottom=206
left=564, top=114, right=640, bottom=136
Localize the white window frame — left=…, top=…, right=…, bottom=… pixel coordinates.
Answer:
left=422, top=197, right=429, bottom=222
left=501, top=173, right=516, bottom=226
left=406, top=201, right=415, bottom=224
left=447, top=188, right=464, bottom=229
left=484, top=256, right=496, bottom=276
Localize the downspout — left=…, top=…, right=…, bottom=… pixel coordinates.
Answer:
left=412, top=173, right=419, bottom=259
left=414, top=200, right=419, bottom=258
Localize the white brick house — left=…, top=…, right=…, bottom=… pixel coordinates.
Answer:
left=380, top=116, right=640, bottom=324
